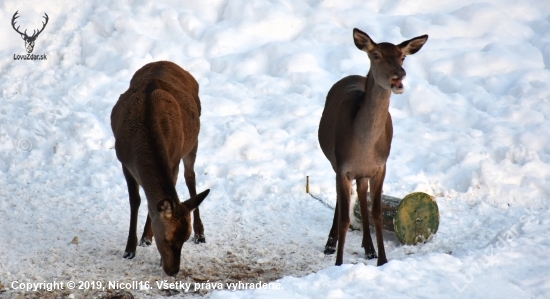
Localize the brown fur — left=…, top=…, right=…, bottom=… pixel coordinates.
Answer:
left=111, top=61, right=210, bottom=276
left=318, top=28, right=428, bottom=266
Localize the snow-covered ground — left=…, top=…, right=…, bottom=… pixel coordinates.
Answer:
left=1, top=0, right=550, bottom=298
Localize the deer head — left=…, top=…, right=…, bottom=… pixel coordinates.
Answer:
left=153, top=189, right=210, bottom=276
left=11, top=11, right=49, bottom=54
left=353, top=28, right=428, bottom=94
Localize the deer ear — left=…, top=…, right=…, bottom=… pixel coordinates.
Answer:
left=353, top=28, right=376, bottom=52
left=182, top=189, right=210, bottom=211
left=157, top=199, right=174, bottom=219
left=398, top=35, right=428, bottom=55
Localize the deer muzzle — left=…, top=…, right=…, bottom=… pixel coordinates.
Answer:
left=390, top=77, right=403, bottom=89
left=390, top=75, right=405, bottom=94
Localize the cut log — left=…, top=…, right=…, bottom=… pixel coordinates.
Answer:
left=352, top=194, right=401, bottom=232
left=303, top=177, right=439, bottom=245
left=353, top=192, right=439, bottom=245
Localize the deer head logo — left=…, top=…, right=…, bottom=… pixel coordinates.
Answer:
left=11, top=11, right=49, bottom=54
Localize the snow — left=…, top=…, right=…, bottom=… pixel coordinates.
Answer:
left=1, top=0, right=550, bottom=298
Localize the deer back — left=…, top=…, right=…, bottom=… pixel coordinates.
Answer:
left=111, top=61, right=201, bottom=185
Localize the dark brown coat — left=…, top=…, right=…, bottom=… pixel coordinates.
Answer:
left=111, top=61, right=209, bottom=276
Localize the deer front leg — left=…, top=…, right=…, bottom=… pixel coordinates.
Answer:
left=122, top=166, right=140, bottom=259
left=139, top=214, right=153, bottom=246
left=357, top=177, right=377, bottom=259
left=183, top=145, right=205, bottom=243
left=193, top=208, right=205, bottom=243
left=370, top=168, right=388, bottom=266
left=335, top=173, right=352, bottom=266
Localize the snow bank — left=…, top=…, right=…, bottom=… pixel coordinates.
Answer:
left=1, top=0, right=549, bottom=298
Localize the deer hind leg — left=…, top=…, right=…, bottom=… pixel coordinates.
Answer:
left=183, top=144, right=205, bottom=243
left=335, top=173, right=352, bottom=265
left=324, top=201, right=339, bottom=255
left=357, top=177, right=377, bottom=259
left=370, top=167, right=388, bottom=266
left=139, top=214, right=153, bottom=247
left=122, top=166, right=140, bottom=259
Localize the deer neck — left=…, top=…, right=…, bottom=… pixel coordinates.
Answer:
left=355, top=71, right=391, bottom=140
left=138, top=170, right=180, bottom=205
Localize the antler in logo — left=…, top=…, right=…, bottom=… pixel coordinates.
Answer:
left=11, top=11, right=49, bottom=54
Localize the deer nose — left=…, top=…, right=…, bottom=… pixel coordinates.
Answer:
left=393, top=67, right=406, bottom=78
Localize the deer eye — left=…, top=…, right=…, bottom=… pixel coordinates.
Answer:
left=373, top=53, right=381, bottom=60
left=402, top=57, right=406, bottom=62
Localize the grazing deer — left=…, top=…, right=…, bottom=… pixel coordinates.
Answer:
left=11, top=11, right=49, bottom=53
left=111, top=61, right=210, bottom=276
left=318, top=28, right=428, bottom=266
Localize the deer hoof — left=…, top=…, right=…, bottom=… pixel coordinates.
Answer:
left=365, top=252, right=378, bottom=259
left=194, top=234, right=206, bottom=244
left=123, top=252, right=135, bottom=259
left=324, top=245, right=336, bottom=255
left=377, top=258, right=388, bottom=266
left=139, top=238, right=152, bottom=247
left=324, top=237, right=336, bottom=254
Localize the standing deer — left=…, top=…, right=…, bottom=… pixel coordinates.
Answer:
left=111, top=61, right=210, bottom=276
left=11, top=11, right=49, bottom=53
left=318, top=28, right=428, bottom=266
